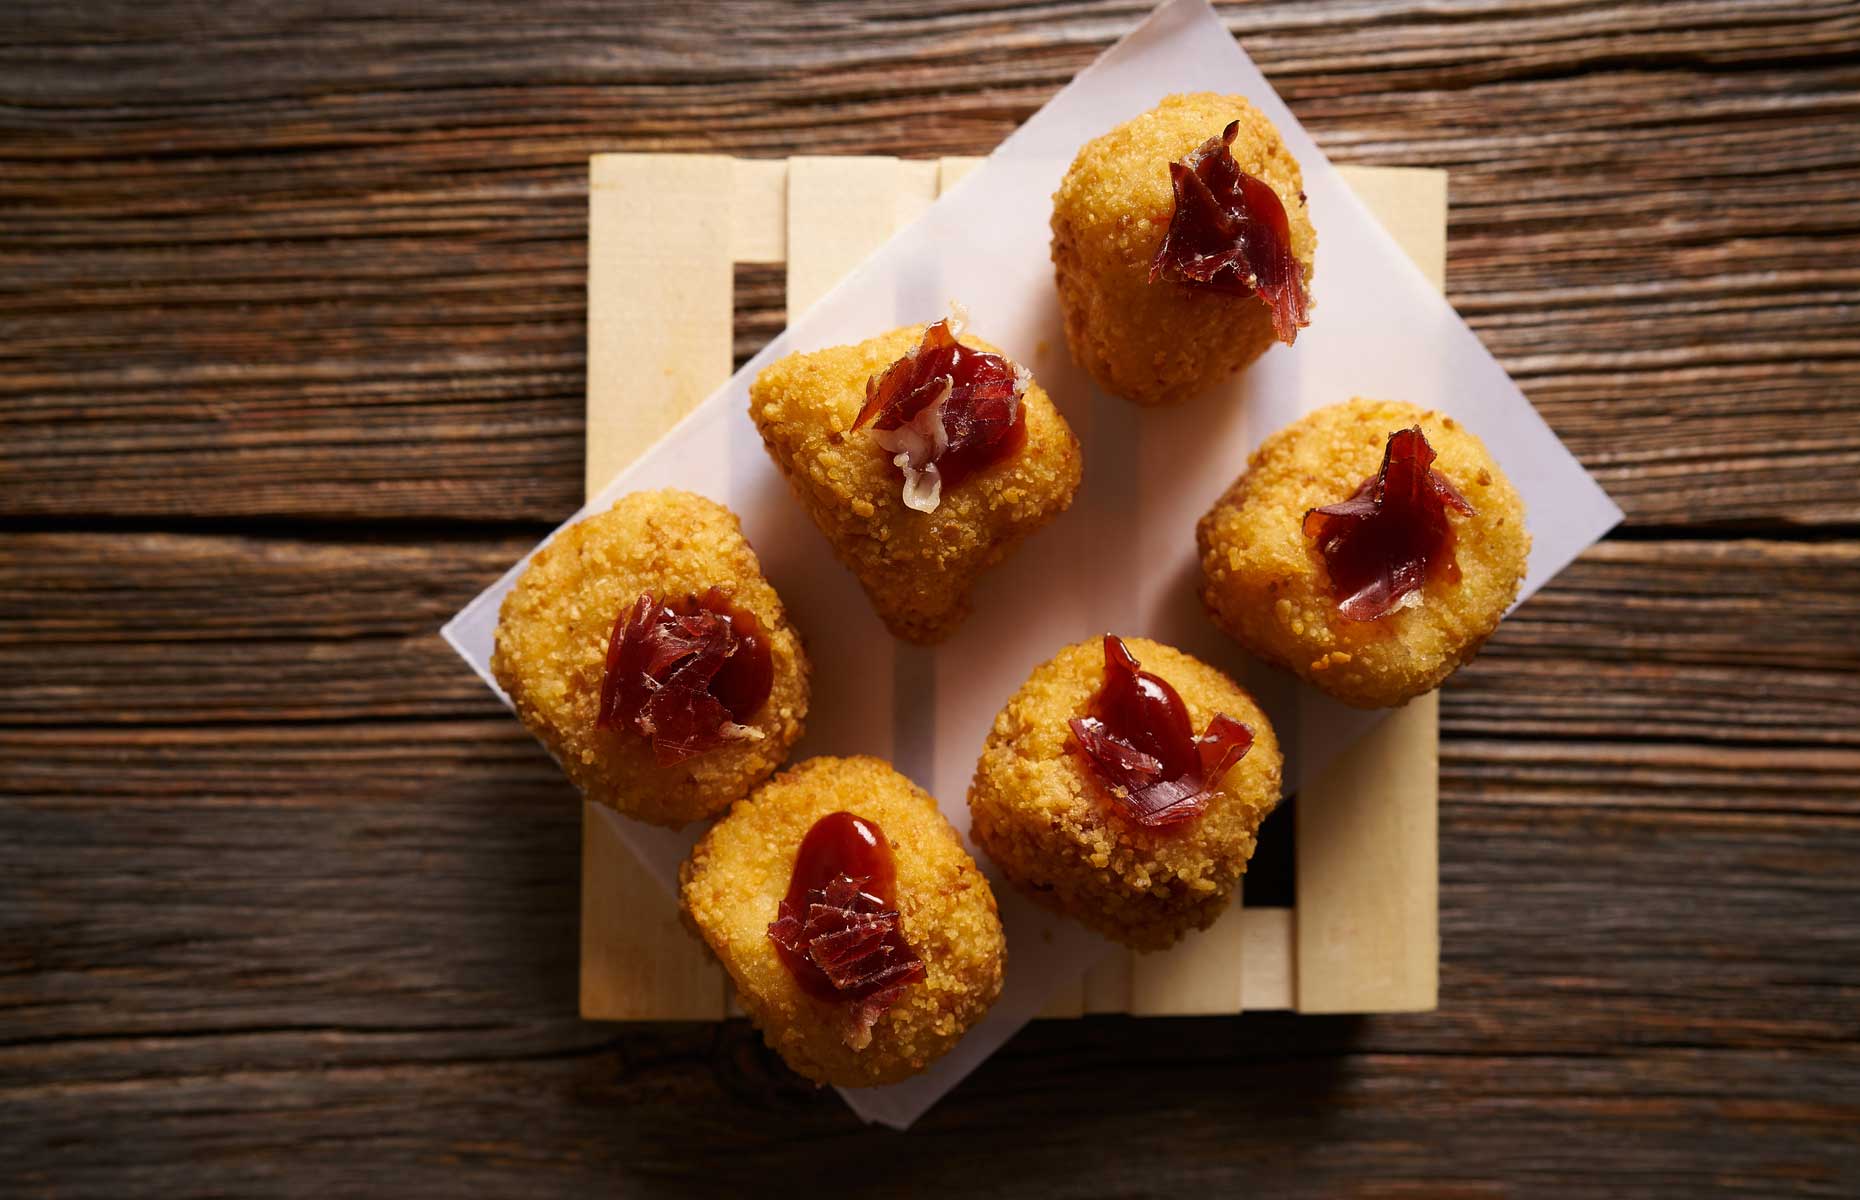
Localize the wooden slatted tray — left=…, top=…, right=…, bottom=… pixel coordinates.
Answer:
left=580, top=154, right=1447, bottom=1021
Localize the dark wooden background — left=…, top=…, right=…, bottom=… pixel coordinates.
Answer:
left=5, top=1, right=1858, bottom=1194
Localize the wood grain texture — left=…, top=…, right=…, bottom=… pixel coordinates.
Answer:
left=3, top=0, right=1858, bottom=1194
left=7, top=533, right=1852, bottom=743
left=5, top=720, right=1857, bottom=1194
left=3, top=3, right=1855, bottom=526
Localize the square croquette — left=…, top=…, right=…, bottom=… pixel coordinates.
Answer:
left=750, top=322, right=1082, bottom=644
left=1196, top=398, right=1530, bottom=708
left=491, top=489, right=809, bottom=827
left=680, top=756, right=1006, bottom=1087
left=967, top=636, right=1283, bottom=951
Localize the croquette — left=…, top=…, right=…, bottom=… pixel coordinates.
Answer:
left=1051, top=92, right=1317, bottom=406
left=750, top=321, right=1082, bottom=644
left=491, top=489, right=809, bottom=827
left=967, top=637, right=1283, bottom=951
left=1197, top=399, right=1530, bottom=709
left=680, top=756, right=1006, bottom=1087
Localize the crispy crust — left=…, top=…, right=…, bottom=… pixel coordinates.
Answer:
left=1051, top=92, right=1317, bottom=406
left=490, top=489, right=809, bottom=827
left=680, top=756, right=1006, bottom=1087
left=967, top=637, right=1283, bottom=951
left=1196, top=398, right=1530, bottom=708
left=750, top=323, right=1083, bottom=644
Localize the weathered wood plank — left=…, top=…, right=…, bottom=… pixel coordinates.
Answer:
left=2, top=1043, right=1855, bottom=1197
left=3, top=723, right=1856, bottom=1194
left=2, top=2, right=1854, bottom=106
left=3, top=721, right=1856, bottom=1046
left=1446, top=539, right=1860, bottom=747
left=0, top=531, right=537, bottom=725
left=1, top=7, right=1854, bottom=526
left=4, top=534, right=1853, bottom=752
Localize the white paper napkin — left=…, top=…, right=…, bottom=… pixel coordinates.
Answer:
left=443, top=0, right=1622, bottom=1130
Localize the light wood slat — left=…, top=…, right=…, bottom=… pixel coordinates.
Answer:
left=968, top=102, right=1080, bottom=1028
left=1119, top=162, right=1446, bottom=1016
left=788, top=154, right=1084, bottom=1019
left=580, top=808, right=727, bottom=1020
left=1337, top=166, right=1448, bottom=288
left=730, top=158, right=788, bottom=263
left=950, top=149, right=1094, bottom=1020
left=786, top=157, right=940, bottom=317
left=939, top=155, right=984, bottom=191
left=781, top=157, right=938, bottom=771
left=1290, top=165, right=1448, bottom=1015
left=581, top=154, right=735, bottom=1020
left=1120, top=907, right=1302, bottom=1014
left=1296, top=694, right=1441, bottom=1013
left=585, top=154, right=736, bottom=499
left=1241, top=907, right=1297, bottom=1011
left=1082, top=949, right=1134, bottom=1014
left=952, top=152, right=1093, bottom=1012
left=1130, top=908, right=1248, bottom=1016
left=1036, top=974, right=1088, bottom=1019
left=583, top=156, right=954, bottom=1020
left=1043, top=165, right=1444, bottom=1017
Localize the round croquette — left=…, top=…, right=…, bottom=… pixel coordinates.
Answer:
left=491, top=490, right=809, bottom=827
left=1051, top=92, right=1317, bottom=406
left=750, top=323, right=1082, bottom=644
left=967, top=637, right=1283, bottom=951
left=1197, top=399, right=1530, bottom=709
left=680, top=756, right=1006, bottom=1087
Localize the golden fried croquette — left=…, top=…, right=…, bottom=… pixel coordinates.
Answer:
left=491, top=489, right=808, bottom=827
left=680, top=756, right=1006, bottom=1087
left=1051, top=92, right=1316, bottom=406
left=1197, top=399, right=1530, bottom=709
left=967, top=637, right=1282, bottom=951
left=750, top=322, right=1082, bottom=644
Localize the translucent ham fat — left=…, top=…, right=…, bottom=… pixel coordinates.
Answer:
left=766, top=812, right=927, bottom=1048
left=1302, top=426, right=1477, bottom=622
left=1067, top=635, right=1254, bottom=829
left=853, top=317, right=1029, bottom=513
left=1149, top=120, right=1310, bottom=344
left=595, top=587, right=774, bottom=766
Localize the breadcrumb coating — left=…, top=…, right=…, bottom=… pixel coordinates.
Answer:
left=1197, top=399, right=1530, bottom=708
left=1051, top=92, right=1317, bottom=406
left=491, top=490, right=809, bottom=827
left=750, top=323, right=1082, bottom=644
left=967, top=637, right=1282, bottom=951
left=680, top=756, right=1006, bottom=1087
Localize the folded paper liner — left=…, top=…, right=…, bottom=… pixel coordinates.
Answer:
left=444, top=0, right=1622, bottom=1129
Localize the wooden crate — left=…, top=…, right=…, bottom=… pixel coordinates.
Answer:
left=580, top=154, right=1447, bottom=1021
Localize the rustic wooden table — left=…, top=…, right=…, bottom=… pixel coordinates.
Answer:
left=5, top=2, right=1858, bottom=1195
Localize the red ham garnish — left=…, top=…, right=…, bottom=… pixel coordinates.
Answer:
left=1149, top=120, right=1310, bottom=345
left=853, top=317, right=1029, bottom=512
left=1068, top=635, right=1254, bottom=829
left=595, top=587, right=774, bottom=766
left=767, top=812, right=926, bottom=1048
left=1303, top=426, right=1476, bottom=622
